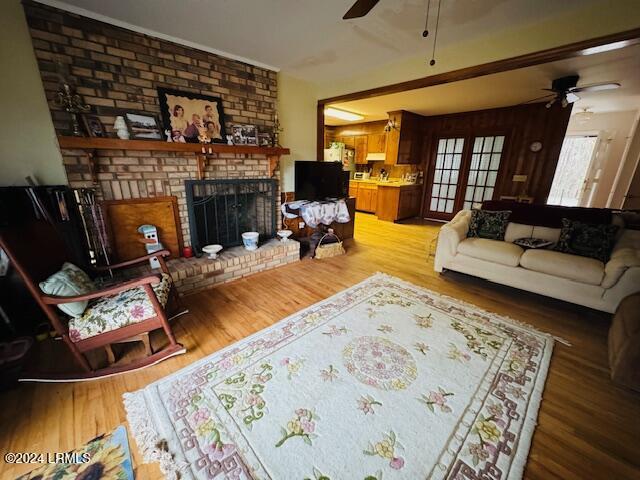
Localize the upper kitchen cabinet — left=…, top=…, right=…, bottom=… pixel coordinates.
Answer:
left=367, top=133, right=386, bottom=154
left=354, top=135, right=368, bottom=164
left=340, top=136, right=356, bottom=149
left=385, top=110, right=423, bottom=165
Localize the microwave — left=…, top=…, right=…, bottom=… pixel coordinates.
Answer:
left=353, top=172, right=370, bottom=180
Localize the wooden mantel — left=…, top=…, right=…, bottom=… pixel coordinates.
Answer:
left=57, top=135, right=290, bottom=180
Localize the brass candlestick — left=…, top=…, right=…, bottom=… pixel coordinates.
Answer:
left=55, top=82, right=90, bottom=136
left=272, top=112, right=284, bottom=147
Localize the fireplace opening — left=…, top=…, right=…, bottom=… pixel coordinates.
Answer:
left=185, top=179, right=277, bottom=254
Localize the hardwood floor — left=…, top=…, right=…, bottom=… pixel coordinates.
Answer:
left=1, top=212, right=639, bottom=479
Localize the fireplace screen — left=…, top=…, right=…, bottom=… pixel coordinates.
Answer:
left=185, top=179, right=277, bottom=253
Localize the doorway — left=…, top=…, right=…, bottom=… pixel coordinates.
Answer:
left=424, top=134, right=507, bottom=221
left=547, top=135, right=598, bottom=207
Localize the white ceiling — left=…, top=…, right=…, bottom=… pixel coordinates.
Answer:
left=41, top=0, right=600, bottom=82
left=325, top=44, right=640, bottom=125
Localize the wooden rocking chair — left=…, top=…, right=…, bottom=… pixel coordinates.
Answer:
left=0, top=220, right=187, bottom=382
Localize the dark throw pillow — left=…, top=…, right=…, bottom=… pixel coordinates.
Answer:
left=554, top=218, right=619, bottom=263
left=467, top=209, right=511, bottom=241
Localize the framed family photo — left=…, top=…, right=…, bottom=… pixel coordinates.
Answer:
left=81, top=114, right=105, bottom=137
left=231, top=124, right=258, bottom=145
left=157, top=88, right=226, bottom=143
left=124, top=112, right=163, bottom=140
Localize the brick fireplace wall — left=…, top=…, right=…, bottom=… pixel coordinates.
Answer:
left=60, top=148, right=279, bottom=247
left=24, top=1, right=276, bottom=134
left=24, top=1, right=282, bottom=247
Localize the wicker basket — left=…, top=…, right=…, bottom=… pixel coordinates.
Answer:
left=314, top=231, right=345, bottom=259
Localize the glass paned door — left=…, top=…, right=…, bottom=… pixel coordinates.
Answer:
left=463, top=136, right=505, bottom=210
left=429, top=138, right=464, bottom=214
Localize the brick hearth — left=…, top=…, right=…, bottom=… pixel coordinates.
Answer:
left=130, top=239, right=300, bottom=295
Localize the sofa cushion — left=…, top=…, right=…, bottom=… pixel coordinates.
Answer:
left=504, top=223, right=534, bottom=243
left=39, top=262, right=96, bottom=318
left=520, top=249, right=604, bottom=285
left=554, top=218, right=619, bottom=262
left=467, top=209, right=511, bottom=240
left=458, top=238, right=524, bottom=267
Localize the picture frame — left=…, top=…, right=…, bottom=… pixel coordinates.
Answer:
left=231, top=124, right=258, bottom=146
left=124, top=112, right=163, bottom=140
left=81, top=114, right=105, bottom=138
left=258, top=132, right=272, bottom=147
left=157, top=88, right=226, bottom=143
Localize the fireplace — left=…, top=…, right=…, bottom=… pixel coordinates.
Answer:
left=185, top=179, right=277, bottom=254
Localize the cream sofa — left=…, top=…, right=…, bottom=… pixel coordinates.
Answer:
left=434, top=209, right=640, bottom=313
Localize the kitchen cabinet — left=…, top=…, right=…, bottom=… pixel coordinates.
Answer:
left=354, top=135, right=368, bottom=164
left=385, top=110, right=423, bottom=165
left=351, top=181, right=378, bottom=213
left=367, top=133, right=386, bottom=154
left=376, top=184, right=423, bottom=222
left=339, top=136, right=355, bottom=149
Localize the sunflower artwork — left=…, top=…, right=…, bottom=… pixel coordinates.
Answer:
left=16, top=425, right=134, bottom=480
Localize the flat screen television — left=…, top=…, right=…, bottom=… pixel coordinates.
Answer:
left=294, top=161, right=349, bottom=201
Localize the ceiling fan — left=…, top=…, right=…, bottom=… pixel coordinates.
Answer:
left=343, top=0, right=379, bottom=19
left=343, top=0, right=445, bottom=65
left=528, top=75, right=621, bottom=108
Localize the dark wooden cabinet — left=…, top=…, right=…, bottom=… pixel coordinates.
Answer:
left=385, top=110, right=423, bottom=165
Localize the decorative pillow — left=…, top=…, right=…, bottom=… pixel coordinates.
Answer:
left=554, top=218, right=619, bottom=263
left=467, top=210, right=512, bottom=241
left=39, top=262, right=96, bottom=318
left=513, top=237, right=554, bottom=250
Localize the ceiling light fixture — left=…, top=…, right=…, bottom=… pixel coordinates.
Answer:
left=324, top=107, right=364, bottom=122
left=574, top=108, right=594, bottom=124
left=581, top=40, right=636, bottom=56
left=384, top=118, right=399, bottom=132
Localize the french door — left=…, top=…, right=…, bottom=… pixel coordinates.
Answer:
left=424, top=134, right=507, bottom=220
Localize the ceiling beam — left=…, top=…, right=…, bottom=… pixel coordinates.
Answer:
left=318, top=28, right=640, bottom=106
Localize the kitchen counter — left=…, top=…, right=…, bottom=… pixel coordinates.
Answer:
left=349, top=179, right=423, bottom=221
left=350, top=178, right=422, bottom=188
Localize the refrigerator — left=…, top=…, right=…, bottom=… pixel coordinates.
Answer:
left=324, top=143, right=355, bottom=177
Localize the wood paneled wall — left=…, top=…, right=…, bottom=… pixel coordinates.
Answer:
left=421, top=103, right=572, bottom=203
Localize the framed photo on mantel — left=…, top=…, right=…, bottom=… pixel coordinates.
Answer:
left=157, top=88, right=227, bottom=143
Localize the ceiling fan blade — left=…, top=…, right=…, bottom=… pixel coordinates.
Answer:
left=570, top=82, right=621, bottom=93
left=565, top=92, right=580, bottom=103
left=343, top=0, right=379, bottom=19
left=521, top=93, right=556, bottom=105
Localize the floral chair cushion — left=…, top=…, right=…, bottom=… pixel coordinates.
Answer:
left=68, top=274, right=172, bottom=343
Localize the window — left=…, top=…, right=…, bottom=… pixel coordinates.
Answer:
left=547, top=135, right=598, bottom=207
left=463, top=136, right=505, bottom=210
left=430, top=138, right=464, bottom=213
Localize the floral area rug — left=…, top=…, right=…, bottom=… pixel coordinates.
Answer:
left=16, top=425, right=133, bottom=480
left=124, top=273, right=553, bottom=480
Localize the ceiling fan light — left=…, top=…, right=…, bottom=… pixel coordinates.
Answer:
left=324, top=107, right=364, bottom=122
left=574, top=109, right=594, bottom=124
